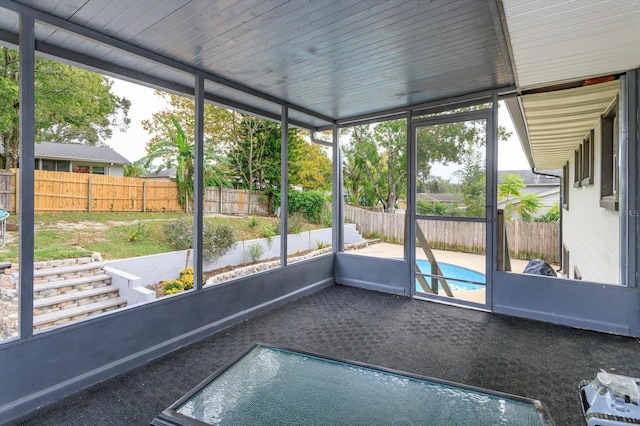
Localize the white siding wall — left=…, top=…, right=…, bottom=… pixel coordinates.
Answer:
left=563, top=118, right=619, bottom=285
left=108, top=165, right=124, bottom=176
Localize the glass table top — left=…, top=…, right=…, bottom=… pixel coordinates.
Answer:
left=156, top=344, right=553, bottom=425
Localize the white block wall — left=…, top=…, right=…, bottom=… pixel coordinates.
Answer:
left=563, top=118, right=620, bottom=285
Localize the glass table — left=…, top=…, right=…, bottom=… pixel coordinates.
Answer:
left=152, top=344, right=554, bottom=425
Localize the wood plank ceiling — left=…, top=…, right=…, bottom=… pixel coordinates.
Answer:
left=0, top=0, right=514, bottom=128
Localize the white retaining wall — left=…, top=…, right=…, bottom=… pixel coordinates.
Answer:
left=105, top=226, right=362, bottom=301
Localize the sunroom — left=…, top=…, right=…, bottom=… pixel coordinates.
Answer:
left=0, top=0, right=639, bottom=424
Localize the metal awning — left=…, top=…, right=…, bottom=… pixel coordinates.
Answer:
left=513, top=80, right=619, bottom=170
left=501, top=0, right=640, bottom=169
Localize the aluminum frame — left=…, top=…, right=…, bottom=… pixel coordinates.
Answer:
left=409, top=107, right=496, bottom=309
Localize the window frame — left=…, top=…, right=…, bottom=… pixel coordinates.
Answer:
left=573, top=145, right=582, bottom=188
left=599, top=96, right=619, bottom=211
left=562, top=161, right=569, bottom=210
left=581, top=129, right=594, bottom=186
left=562, top=244, right=570, bottom=278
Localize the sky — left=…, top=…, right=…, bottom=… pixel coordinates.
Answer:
left=107, top=78, right=167, bottom=162
left=105, top=77, right=531, bottom=171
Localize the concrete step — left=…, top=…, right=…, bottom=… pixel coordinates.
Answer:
left=33, top=273, right=112, bottom=298
left=33, top=285, right=122, bottom=315
left=33, top=297, right=127, bottom=329
left=31, top=262, right=106, bottom=284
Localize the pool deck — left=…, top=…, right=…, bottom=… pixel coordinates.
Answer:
left=10, top=284, right=640, bottom=426
left=348, top=243, right=558, bottom=304
left=348, top=241, right=534, bottom=273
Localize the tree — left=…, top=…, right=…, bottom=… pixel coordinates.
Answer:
left=141, top=115, right=233, bottom=210
left=498, top=173, right=542, bottom=221
left=141, top=116, right=194, bottom=209
left=295, top=140, right=332, bottom=190
left=534, top=202, right=560, bottom=223
left=226, top=116, right=280, bottom=194
left=498, top=173, right=525, bottom=219
left=454, top=149, right=486, bottom=217
left=0, top=48, right=130, bottom=168
left=419, top=176, right=456, bottom=194
left=141, top=92, right=234, bottom=170
left=517, top=193, right=543, bottom=222
left=342, top=126, right=378, bottom=206
left=343, top=115, right=490, bottom=213
left=123, top=159, right=147, bottom=177
left=142, top=94, right=330, bottom=200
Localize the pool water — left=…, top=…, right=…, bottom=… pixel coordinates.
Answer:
left=416, top=260, right=485, bottom=292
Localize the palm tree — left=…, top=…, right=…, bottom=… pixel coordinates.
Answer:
left=141, top=115, right=230, bottom=210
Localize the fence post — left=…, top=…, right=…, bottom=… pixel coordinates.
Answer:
left=14, top=170, right=19, bottom=215
left=219, top=187, right=222, bottom=214
left=87, top=175, right=92, bottom=212
left=142, top=181, right=147, bottom=212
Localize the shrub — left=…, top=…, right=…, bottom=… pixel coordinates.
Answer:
left=247, top=243, right=265, bottom=263
left=162, top=279, right=184, bottom=295
left=163, top=217, right=193, bottom=251
left=127, top=222, right=149, bottom=243
left=286, top=212, right=306, bottom=234
left=162, top=266, right=196, bottom=295
left=163, top=218, right=236, bottom=260
left=319, top=202, right=332, bottom=227
left=316, top=240, right=330, bottom=249
left=178, top=266, right=194, bottom=290
left=276, top=190, right=325, bottom=223
left=248, top=215, right=259, bottom=228
left=533, top=202, right=560, bottom=223
left=416, top=199, right=460, bottom=216
left=259, top=223, right=278, bottom=239
left=203, top=223, right=236, bottom=260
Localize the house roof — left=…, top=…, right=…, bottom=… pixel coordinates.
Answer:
left=417, top=193, right=459, bottom=203
left=34, top=142, right=131, bottom=166
left=498, top=170, right=560, bottom=186
left=139, top=168, right=176, bottom=179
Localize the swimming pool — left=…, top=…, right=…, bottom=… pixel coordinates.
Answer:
left=416, top=260, right=485, bottom=292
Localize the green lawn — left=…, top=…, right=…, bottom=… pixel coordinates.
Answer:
left=1, top=212, right=289, bottom=262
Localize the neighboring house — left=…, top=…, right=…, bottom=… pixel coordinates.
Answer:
left=507, top=79, right=621, bottom=285
left=497, top=169, right=560, bottom=219
left=139, top=167, right=177, bottom=182
left=26, top=142, right=131, bottom=176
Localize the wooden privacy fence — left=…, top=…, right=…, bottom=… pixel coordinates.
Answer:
left=344, top=204, right=560, bottom=263
left=0, top=170, right=15, bottom=212
left=204, top=187, right=272, bottom=216
left=31, top=170, right=183, bottom=213
left=0, top=170, right=272, bottom=215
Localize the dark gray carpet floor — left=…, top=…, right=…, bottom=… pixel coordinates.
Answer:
left=10, top=284, right=640, bottom=425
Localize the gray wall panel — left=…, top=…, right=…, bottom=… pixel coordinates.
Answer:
left=335, top=253, right=410, bottom=296
left=494, top=271, right=640, bottom=337
left=0, top=255, right=334, bottom=422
